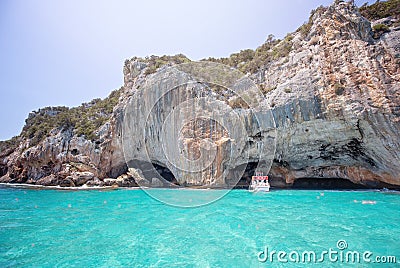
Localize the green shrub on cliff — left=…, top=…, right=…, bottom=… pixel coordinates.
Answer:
left=138, top=54, right=191, bottom=75
left=297, top=6, right=326, bottom=39
left=272, top=35, right=293, bottom=60
left=21, top=87, right=123, bottom=146
left=201, top=49, right=255, bottom=73
left=0, top=136, right=20, bottom=155
left=359, top=0, right=400, bottom=21
left=202, top=34, right=293, bottom=74
left=372, top=23, right=391, bottom=38
left=200, top=5, right=334, bottom=75
left=373, top=23, right=390, bottom=32
left=205, top=1, right=400, bottom=75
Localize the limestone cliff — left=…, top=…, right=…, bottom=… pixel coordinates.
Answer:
left=0, top=1, right=399, bottom=188
left=260, top=1, right=400, bottom=187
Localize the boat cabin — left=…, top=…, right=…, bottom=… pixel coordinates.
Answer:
left=251, top=171, right=269, bottom=185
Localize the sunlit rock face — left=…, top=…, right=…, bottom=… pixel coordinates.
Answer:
left=256, top=2, right=400, bottom=187
left=0, top=1, right=399, bottom=188
left=119, top=65, right=276, bottom=187
left=117, top=1, right=399, bottom=188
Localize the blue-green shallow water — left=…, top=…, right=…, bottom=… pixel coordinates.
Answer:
left=0, top=188, right=399, bottom=267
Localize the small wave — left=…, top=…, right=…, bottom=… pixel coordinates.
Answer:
left=361, top=200, right=377, bottom=205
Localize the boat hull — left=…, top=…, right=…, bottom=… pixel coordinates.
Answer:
left=249, top=185, right=270, bottom=192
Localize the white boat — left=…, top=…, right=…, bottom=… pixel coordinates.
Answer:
left=249, top=171, right=270, bottom=192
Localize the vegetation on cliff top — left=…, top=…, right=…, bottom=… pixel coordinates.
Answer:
left=200, top=5, right=329, bottom=74
left=201, top=0, right=400, bottom=74
left=127, top=54, right=191, bottom=75
left=20, top=87, right=123, bottom=146
left=202, top=34, right=293, bottom=74
left=359, top=0, right=400, bottom=21
left=130, top=1, right=400, bottom=79
left=0, top=136, right=20, bottom=156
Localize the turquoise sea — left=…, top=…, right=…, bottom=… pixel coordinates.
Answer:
left=0, top=187, right=399, bottom=267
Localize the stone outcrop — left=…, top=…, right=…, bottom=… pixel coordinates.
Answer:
left=0, top=1, right=399, bottom=188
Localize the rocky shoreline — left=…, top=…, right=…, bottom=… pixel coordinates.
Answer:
left=2, top=182, right=399, bottom=192
left=0, top=183, right=121, bottom=191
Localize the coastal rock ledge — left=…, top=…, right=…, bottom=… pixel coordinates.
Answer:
left=0, top=1, right=399, bottom=189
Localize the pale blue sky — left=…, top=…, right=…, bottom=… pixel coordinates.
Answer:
left=0, top=0, right=369, bottom=140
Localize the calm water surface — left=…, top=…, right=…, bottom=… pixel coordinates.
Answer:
left=0, top=187, right=399, bottom=267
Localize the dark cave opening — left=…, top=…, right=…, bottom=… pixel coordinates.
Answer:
left=112, top=160, right=179, bottom=186
left=0, top=165, right=7, bottom=177
left=234, top=161, right=259, bottom=189
left=292, top=177, right=371, bottom=190
left=232, top=161, right=389, bottom=190
left=151, top=163, right=180, bottom=186
left=121, top=160, right=398, bottom=190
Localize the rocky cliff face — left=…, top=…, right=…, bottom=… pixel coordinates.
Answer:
left=0, top=1, right=399, bottom=188
left=260, top=2, right=400, bottom=187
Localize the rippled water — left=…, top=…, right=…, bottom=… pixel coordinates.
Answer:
left=0, top=187, right=399, bottom=267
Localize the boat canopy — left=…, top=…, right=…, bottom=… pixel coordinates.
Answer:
left=252, top=175, right=269, bottom=181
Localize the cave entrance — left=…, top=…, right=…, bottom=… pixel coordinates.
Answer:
left=0, top=164, right=7, bottom=177
left=292, top=177, right=370, bottom=190
left=233, top=161, right=259, bottom=189
left=151, top=162, right=180, bottom=186
left=123, top=159, right=180, bottom=187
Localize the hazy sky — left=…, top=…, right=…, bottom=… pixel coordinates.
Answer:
left=0, top=0, right=369, bottom=140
